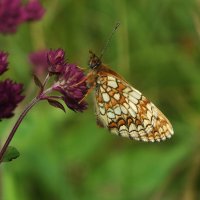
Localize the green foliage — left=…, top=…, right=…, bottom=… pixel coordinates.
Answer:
left=1, top=0, right=200, bottom=199
left=1, top=146, right=20, bottom=162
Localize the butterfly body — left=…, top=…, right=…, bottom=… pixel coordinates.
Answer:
left=86, top=51, right=174, bottom=142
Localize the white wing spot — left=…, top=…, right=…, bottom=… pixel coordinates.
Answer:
left=156, top=138, right=161, bottom=142
left=138, top=125, right=143, bottom=131
left=107, top=76, right=116, bottom=81
left=107, top=81, right=118, bottom=88
left=129, top=123, right=136, bottom=132
left=121, top=105, right=128, bottom=114
left=147, top=111, right=152, bottom=120
left=130, top=90, right=141, bottom=100
left=110, top=128, right=118, bottom=134
left=166, top=132, right=172, bottom=138
left=99, top=106, right=105, bottom=115
left=119, top=125, right=128, bottom=137
left=129, top=101, right=137, bottom=113
left=146, top=126, right=153, bottom=134
left=123, top=87, right=132, bottom=93
left=107, top=111, right=115, bottom=119
left=102, top=93, right=110, bottom=102
left=147, top=103, right=152, bottom=111
left=130, top=131, right=139, bottom=138
left=98, top=103, right=103, bottom=107
left=129, top=108, right=136, bottom=118
left=97, top=79, right=101, bottom=84
left=123, top=103, right=129, bottom=109
left=139, top=130, right=146, bottom=136
left=141, top=136, right=148, bottom=142
left=100, top=86, right=105, bottom=93
left=114, top=93, right=120, bottom=100
left=114, top=107, right=121, bottom=115
left=143, top=119, right=150, bottom=128
left=129, top=96, right=138, bottom=104
left=149, top=138, right=155, bottom=142
left=107, top=87, right=111, bottom=92
left=159, top=127, right=163, bottom=134
left=161, top=135, right=166, bottom=140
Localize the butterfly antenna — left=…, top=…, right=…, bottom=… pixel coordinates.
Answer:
left=99, top=22, right=120, bottom=60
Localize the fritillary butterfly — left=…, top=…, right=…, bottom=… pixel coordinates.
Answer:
left=84, top=51, right=174, bottom=142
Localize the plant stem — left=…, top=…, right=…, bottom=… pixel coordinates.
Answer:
left=0, top=97, right=40, bottom=163
left=43, top=73, right=50, bottom=88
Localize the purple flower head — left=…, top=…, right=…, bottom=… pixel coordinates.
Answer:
left=30, top=48, right=88, bottom=112
left=0, top=0, right=45, bottom=34
left=0, top=79, right=24, bottom=120
left=0, top=51, right=8, bottom=75
left=47, top=49, right=66, bottom=74
left=53, top=64, right=88, bottom=112
left=29, top=50, right=48, bottom=76
left=21, top=0, right=45, bottom=21
left=0, top=0, right=22, bottom=34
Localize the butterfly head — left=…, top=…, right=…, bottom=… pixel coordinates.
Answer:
left=88, top=50, right=102, bottom=69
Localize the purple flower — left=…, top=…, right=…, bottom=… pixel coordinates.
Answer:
left=0, top=51, right=8, bottom=75
left=0, top=79, right=24, bottom=120
left=0, top=0, right=22, bottom=34
left=47, top=49, right=66, bottom=74
left=30, top=48, right=88, bottom=112
left=21, top=0, right=45, bottom=21
left=53, top=63, right=88, bottom=112
left=0, top=0, right=45, bottom=34
left=29, top=50, right=49, bottom=76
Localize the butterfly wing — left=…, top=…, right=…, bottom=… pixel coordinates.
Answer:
left=94, top=72, right=174, bottom=142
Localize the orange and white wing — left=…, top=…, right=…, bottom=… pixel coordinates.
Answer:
left=94, top=74, right=174, bottom=142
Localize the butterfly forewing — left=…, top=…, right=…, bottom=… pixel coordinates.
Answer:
left=94, top=71, right=174, bottom=142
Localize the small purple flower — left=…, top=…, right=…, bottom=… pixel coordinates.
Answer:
left=29, top=50, right=49, bottom=76
left=47, top=49, right=66, bottom=74
left=30, top=48, right=88, bottom=112
left=21, top=0, right=45, bottom=21
left=0, top=51, right=8, bottom=75
left=0, top=79, right=24, bottom=120
left=53, top=63, right=88, bottom=112
left=0, top=0, right=45, bottom=34
left=0, top=0, right=22, bottom=34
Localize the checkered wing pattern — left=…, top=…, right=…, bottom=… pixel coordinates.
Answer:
left=95, top=73, right=174, bottom=142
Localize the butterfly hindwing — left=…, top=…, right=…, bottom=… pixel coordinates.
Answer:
left=94, top=72, right=174, bottom=142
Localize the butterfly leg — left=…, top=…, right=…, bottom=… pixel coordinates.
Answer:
left=79, top=82, right=96, bottom=103
left=71, top=71, right=96, bottom=103
left=71, top=71, right=94, bottom=87
left=71, top=76, right=88, bottom=87
left=78, top=66, right=88, bottom=71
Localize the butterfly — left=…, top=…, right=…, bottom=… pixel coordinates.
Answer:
left=84, top=50, right=174, bottom=142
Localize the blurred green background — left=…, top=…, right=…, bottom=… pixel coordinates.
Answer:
left=1, top=0, right=200, bottom=199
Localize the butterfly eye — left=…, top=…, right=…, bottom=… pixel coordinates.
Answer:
left=89, top=60, right=101, bottom=69
left=88, top=52, right=101, bottom=69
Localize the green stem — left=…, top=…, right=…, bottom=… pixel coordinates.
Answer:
left=0, top=97, right=40, bottom=163
left=0, top=81, right=54, bottom=163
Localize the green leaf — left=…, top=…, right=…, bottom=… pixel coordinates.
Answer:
left=33, top=74, right=43, bottom=90
left=47, top=99, right=66, bottom=113
left=2, top=146, right=20, bottom=162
